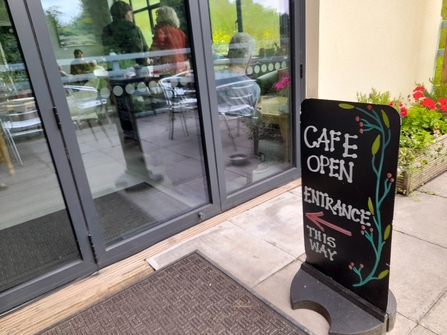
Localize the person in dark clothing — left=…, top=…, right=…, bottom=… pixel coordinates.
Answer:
left=102, top=1, right=149, bottom=66
left=70, top=49, right=89, bottom=75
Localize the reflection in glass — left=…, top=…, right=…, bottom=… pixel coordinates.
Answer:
left=0, top=1, right=80, bottom=293
left=210, top=0, right=291, bottom=194
left=41, top=0, right=209, bottom=246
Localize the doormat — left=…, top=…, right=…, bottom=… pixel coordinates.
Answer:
left=0, top=191, right=155, bottom=293
left=36, top=252, right=310, bottom=335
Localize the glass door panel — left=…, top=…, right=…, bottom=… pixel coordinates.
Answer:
left=0, top=1, right=82, bottom=293
left=40, top=0, right=209, bottom=246
left=209, top=0, right=292, bottom=194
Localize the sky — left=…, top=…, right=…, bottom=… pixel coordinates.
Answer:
left=41, top=0, right=81, bottom=24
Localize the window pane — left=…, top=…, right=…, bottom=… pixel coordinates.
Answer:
left=209, top=0, right=292, bottom=194
left=41, top=0, right=209, bottom=246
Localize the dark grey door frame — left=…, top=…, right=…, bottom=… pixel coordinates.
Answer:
left=0, top=0, right=98, bottom=315
left=23, top=0, right=224, bottom=269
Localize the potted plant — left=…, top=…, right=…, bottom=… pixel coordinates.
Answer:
left=358, top=85, right=447, bottom=194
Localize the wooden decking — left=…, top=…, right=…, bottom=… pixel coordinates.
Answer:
left=0, top=179, right=301, bottom=335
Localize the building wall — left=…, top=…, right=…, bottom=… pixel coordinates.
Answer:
left=306, top=0, right=443, bottom=102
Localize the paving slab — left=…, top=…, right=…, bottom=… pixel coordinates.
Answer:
left=418, top=170, right=447, bottom=198
left=409, top=325, right=438, bottom=335
left=389, top=231, right=447, bottom=323
left=393, top=192, right=447, bottom=248
left=253, top=259, right=330, bottom=335
left=420, top=289, right=447, bottom=334
left=146, top=221, right=295, bottom=287
left=388, top=313, right=418, bottom=335
left=229, top=191, right=304, bottom=257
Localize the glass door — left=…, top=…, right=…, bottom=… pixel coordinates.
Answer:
left=31, top=0, right=217, bottom=264
left=205, top=0, right=300, bottom=209
left=0, top=0, right=97, bottom=314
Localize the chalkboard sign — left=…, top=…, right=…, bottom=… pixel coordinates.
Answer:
left=300, top=99, right=400, bottom=312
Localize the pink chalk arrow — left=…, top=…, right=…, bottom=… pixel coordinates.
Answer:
left=306, top=212, right=352, bottom=236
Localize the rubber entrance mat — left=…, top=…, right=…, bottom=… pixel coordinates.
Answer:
left=37, top=252, right=310, bottom=335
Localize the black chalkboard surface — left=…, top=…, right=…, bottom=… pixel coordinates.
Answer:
left=300, top=99, right=400, bottom=312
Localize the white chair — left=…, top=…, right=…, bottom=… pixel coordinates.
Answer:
left=64, top=85, right=112, bottom=144
left=159, top=70, right=197, bottom=140
left=216, top=79, right=258, bottom=151
left=1, top=99, right=42, bottom=165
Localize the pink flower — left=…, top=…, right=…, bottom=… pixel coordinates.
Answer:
left=360, top=264, right=364, bottom=268
left=273, top=76, right=290, bottom=91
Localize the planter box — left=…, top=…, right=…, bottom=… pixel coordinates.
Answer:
left=396, top=134, right=447, bottom=194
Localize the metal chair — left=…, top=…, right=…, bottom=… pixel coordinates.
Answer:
left=64, top=85, right=112, bottom=145
left=216, top=79, right=258, bottom=151
left=1, top=99, right=42, bottom=165
left=159, top=70, right=197, bottom=140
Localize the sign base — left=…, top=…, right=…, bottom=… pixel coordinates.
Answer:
left=291, top=262, right=397, bottom=335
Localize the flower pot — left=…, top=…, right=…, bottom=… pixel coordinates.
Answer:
left=396, top=134, right=447, bottom=194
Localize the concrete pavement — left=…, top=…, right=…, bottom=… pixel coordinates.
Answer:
left=147, top=171, right=447, bottom=335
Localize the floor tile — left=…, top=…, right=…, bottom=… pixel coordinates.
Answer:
left=146, top=221, right=295, bottom=287
left=387, top=313, right=417, bottom=335
left=409, top=325, right=439, bottom=335
left=418, top=170, right=447, bottom=198
left=420, top=289, right=447, bottom=335
left=229, top=191, right=305, bottom=257
left=393, top=192, right=447, bottom=248
left=389, top=231, right=447, bottom=322
left=254, top=260, right=330, bottom=335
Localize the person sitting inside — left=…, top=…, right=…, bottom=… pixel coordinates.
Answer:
left=215, top=32, right=260, bottom=117
left=70, top=49, right=89, bottom=76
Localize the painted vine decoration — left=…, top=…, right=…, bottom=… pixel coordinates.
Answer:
left=339, top=103, right=393, bottom=287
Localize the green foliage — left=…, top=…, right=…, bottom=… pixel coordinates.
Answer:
left=357, top=88, right=447, bottom=177
left=209, top=0, right=282, bottom=56
left=356, top=88, right=399, bottom=105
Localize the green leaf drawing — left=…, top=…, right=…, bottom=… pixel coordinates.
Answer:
left=339, top=103, right=355, bottom=109
left=381, top=110, right=390, bottom=128
left=378, top=270, right=389, bottom=280
left=384, top=225, right=391, bottom=240
left=368, top=197, right=375, bottom=216
left=372, top=134, right=381, bottom=155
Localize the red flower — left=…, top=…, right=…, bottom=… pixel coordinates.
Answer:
left=413, top=90, right=424, bottom=100
left=400, top=107, right=408, bottom=117
left=438, top=98, right=447, bottom=112
left=421, top=97, right=436, bottom=110
left=414, top=86, right=425, bottom=92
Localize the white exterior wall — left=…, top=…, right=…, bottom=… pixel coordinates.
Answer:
left=306, top=0, right=443, bottom=102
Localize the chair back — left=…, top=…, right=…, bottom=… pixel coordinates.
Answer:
left=216, top=79, right=258, bottom=117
